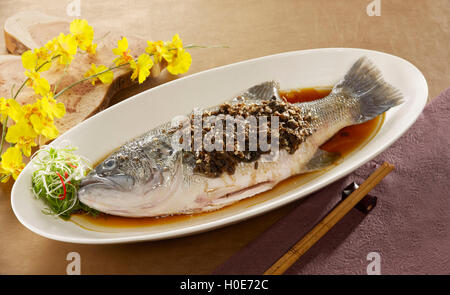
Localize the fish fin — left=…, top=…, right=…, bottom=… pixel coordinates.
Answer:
left=242, top=81, right=281, bottom=101
left=332, top=56, right=404, bottom=123
left=304, top=149, right=340, bottom=172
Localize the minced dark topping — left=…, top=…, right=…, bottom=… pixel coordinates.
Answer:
left=179, top=99, right=316, bottom=177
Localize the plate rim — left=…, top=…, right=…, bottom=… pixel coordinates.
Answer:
left=11, top=47, right=428, bottom=244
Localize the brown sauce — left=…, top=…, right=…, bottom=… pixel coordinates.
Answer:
left=71, top=87, right=384, bottom=230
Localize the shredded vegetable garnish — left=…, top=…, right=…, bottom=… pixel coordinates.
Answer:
left=30, top=142, right=98, bottom=219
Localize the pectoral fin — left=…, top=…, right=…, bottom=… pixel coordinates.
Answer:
left=304, top=149, right=340, bottom=172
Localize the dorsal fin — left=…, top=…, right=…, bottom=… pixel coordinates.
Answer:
left=239, top=81, right=281, bottom=101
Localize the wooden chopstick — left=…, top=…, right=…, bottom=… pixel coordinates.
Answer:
left=263, top=161, right=395, bottom=275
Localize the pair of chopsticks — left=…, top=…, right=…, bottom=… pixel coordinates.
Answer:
left=264, top=161, right=394, bottom=275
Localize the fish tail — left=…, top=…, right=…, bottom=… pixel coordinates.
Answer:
left=332, top=57, right=404, bottom=123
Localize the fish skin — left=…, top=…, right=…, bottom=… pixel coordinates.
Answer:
left=78, top=57, right=403, bottom=217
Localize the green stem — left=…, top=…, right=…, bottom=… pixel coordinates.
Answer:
left=0, top=173, right=10, bottom=182
left=95, top=31, right=110, bottom=42
left=0, top=54, right=60, bottom=155
left=12, top=54, right=60, bottom=100
left=0, top=44, right=217, bottom=157
left=0, top=78, right=25, bottom=154
left=0, top=77, right=29, bottom=153
left=49, top=45, right=221, bottom=101
left=53, top=63, right=70, bottom=93
left=0, top=118, right=7, bottom=155
left=53, top=62, right=130, bottom=100
left=52, top=48, right=173, bottom=100
left=184, top=44, right=229, bottom=49
left=13, top=79, right=28, bottom=99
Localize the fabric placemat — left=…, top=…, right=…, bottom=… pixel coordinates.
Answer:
left=213, top=87, right=450, bottom=275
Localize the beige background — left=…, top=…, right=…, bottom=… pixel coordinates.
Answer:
left=0, top=0, right=449, bottom=274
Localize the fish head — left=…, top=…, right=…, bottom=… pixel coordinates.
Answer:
left=77, top=138, right=181, bottom=216
left=80, top=156, right=141, bottom=192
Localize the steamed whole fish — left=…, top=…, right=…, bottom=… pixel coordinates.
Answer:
left=78, top=57, right=403, bottom=217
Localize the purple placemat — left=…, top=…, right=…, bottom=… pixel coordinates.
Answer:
left=213, top=88, right=450, bottom=275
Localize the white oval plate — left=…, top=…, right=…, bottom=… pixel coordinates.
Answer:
left=11, top=48, right=427, bottom=244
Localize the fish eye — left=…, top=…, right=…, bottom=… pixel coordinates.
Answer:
left=160, top=146, right=173, bottom=156
left=103, top=159, right=116, bottom=170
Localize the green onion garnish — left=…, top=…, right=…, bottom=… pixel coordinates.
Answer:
left=30, top=142, right=98, bottom=219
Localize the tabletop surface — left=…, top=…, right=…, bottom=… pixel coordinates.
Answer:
left=0, top=0, right=448, bottom=274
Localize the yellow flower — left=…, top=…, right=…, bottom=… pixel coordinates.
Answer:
left=160, top=34, right=192, bottom=74
left=21, top=50, right=37, bottom=71
left=0, top=147, right=25, bottom=182
left=167, top=34, right=183, bottom=50
left=130, top=54, right=153, bottom=84
left=112, top=37, right=134, bottom=66
left=39, top=93, right=66, bottom=119
left=21, top=102, right=42, bottom=122
left=20, top=102, right=58, bottom=139
left=166, top=47, right=192, bottom=75
left=145, top=40, right=168, bottom=63
left=30, top=114, right=59, bottom=139
left=22, top=48, right=52, bottom=72
left=0, top=97, right=22, bottom=122
left=84, top=63, right=113, bottom=85
left=163, top=34, right=184, bottom=63
left=20, top=102, right=42, bottom=126
left=85, top=43, right=97, bottom=55
left=25, top=70, right=51, bottom=96
left=5, top=122, right=37, bottom=157
left=56, top=33, right=78, bottom=65
left=70, top=19, right=95, bottom=53
left=0, top=97, right=8, bottom=121
left=34, top=47, right=52, bottom=71
left=45, top=37, right=59, bottom=53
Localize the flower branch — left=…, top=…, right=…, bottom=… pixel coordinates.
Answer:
left=0, top=19, right=212, bottom=183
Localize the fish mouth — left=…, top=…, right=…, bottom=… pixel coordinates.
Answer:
left=79, top=174, right=128, bottom=191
